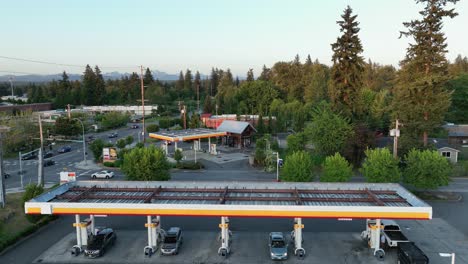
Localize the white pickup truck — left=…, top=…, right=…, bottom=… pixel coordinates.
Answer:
left=381, top=220, right=409, bottom=248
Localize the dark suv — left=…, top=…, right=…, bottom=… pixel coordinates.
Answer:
left=161, top=227, right=183, bottom=255
left=84, top=228, right=117, bottom=258
left=21, top=153, right=37, bottom=160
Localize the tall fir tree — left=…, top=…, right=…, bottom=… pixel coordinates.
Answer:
left=329, top=6, right=365, bottom=118
left=175, top=71, right=184, bottom=96
left=94, top=66, right=106, bottom=105
left=393, top=0, right=458, bottom=147
left=194, top=71, right=201, bottom=97
left=143, top=67, right=154, bottom=85
left=305, top=54, right=313, bottom=66
left=184, top=69, right=193, bottom=97
left=258, top=65, right=272, bottom=81
left=210, top=67, right=219, bottom=96
left=246, top=69, right=255, bottom=82
left=82, top=64, right=96, bottom=105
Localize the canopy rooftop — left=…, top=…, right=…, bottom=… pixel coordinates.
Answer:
left=25, top=181, right=431, bottom=220
left=149, top=128, right=226, bottom=142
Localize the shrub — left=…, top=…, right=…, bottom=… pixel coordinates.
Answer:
left=146, top=124, right=159, bottom=133
left=321, top=153, right=353, bottom=182
left=361, top=148, right=401, bottom=183
left=281, top=151, right=314, bottom=182
left=125, top=135, right=134, bottom=145
left=174, top=149, right=183, bottom=164
left=403, top=149, right=451, bottom=189
left=121, top=145, right=171, bottom=181
left=103, top=161, right=115, bottom=167
left=22, top=184, right=44, bottom=223
left=176, top=161, right=204, bottom=170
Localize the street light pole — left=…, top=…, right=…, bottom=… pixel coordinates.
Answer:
left=73, top=118, right=86, bottom=164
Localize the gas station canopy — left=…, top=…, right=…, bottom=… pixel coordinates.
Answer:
left=149, top=128, right=226, bottom=142
left=25, top=181, right=432, bottom=220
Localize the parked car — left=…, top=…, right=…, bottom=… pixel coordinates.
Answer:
left=43, top=151, right=53, bottom=159
left=21, top=152, right=37, bottom=160
left=108, top=132, right=118, bottom=138
left=131, top=124, right=139, bottom=129
left=3, top=172, right=10, bottom=179
left=57, top=146, right=72, bottom=153
left=269, top=232, right=288, bottom=260
left=91, top=170, right=114, bottom=179
left=84, top=228, right=117, bottom=258
left=43, top=159, right=56, bottom=167
left=161, top=227, right=183, bottom=255
left=397, top=242, right=429, bottom=264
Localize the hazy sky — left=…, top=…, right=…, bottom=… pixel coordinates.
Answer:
left=0, top=0, right=466, bottom=77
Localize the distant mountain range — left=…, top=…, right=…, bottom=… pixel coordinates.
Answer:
left=0, top=70, right=187, bottom=83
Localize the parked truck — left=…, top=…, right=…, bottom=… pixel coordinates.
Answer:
left=381, top=220, right=409, bottom=248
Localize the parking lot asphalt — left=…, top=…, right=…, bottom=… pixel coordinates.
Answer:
left=34, top=231, right=397, bottom=264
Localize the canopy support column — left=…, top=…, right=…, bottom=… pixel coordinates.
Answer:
left=293, top=218, right=305, bottom=258
left=144, top=215, right=160, bottom=257
left=218, top=216, right=231, bottom=258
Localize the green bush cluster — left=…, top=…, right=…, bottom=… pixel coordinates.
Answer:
left=321, top=153, right=353, bottom=182
left=176, top=161, right=204, bottom=170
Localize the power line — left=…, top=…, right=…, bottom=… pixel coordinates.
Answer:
left=0, top=55, right=139, bottom=70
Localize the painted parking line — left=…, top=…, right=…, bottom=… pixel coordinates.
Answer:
left=79, top=170, right=91, bottom=176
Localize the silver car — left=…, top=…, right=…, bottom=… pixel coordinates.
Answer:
left=269, top=232, right=288, bottom=260
left=161, top=227, right=183, bottom=255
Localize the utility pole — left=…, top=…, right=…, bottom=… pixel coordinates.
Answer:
left=9, top=77, right=14, bottom=97
left=140, top=65, right=146, bottom=143
left=0, top=125, right=11, bottom=208
left=197, top=84, right=200, bottom=114
left=67, top=104, right=71, bottom=119
left=391, top=119, right=400, bottom=158
left=182, top=105, right=187, bottom=129
left=37, top=116, right=44, bottom=187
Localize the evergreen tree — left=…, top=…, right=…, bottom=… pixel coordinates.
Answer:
left=55, top=71, right=71, bottom=108
left=235, top=76, right=240, bottom=87
left=143, top=67, right=154, bottom=85
left=194, top=71, right=201, bottom=98
left=184, top=69, right=193, bottom=97
left=82, top=64, right=96, bottom=105
left=94, top=66, right=106, bottom=105
left=258, top=65, right=272, bottom=81
left=175, top=71, right=184, bottom=95
left=210, top=67, right=219, bottom=96
left=246, top=69, right=255, bottom=82
left=393, top=0, right=458, bottom=146
left=329, top=6, right=365, bottom=118
left=203, top=95, right=213, bottom=113
left=305, top=54, right=312, bottom=66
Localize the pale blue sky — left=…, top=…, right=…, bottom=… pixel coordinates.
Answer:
left=0, top=0, right=466, bottom=77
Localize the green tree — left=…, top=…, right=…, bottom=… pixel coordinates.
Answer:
left=144, top=67, right=154, bottom=85
left=286, top=132, right=306, bottom=154
left=174, top=148, right=183, bottom=164
left=304, top=60, right=330, bottom=104
left=258, top=65, right=272, bottom=81
left=184, top=69, right=193, bottom=97
left=89, top=139, right=105, bottom=161
left=203, top=96, right=214, bottom=113
left=94, top=66, right=106, bottom=104
left=361, top=148, right=401, bottom=183
left=121, top=145, right=170, bottom=181
left=321, top=153, right=353, bottom=182
left=305, top=102, right=353, bottom=156
left=175, top=71, right=184, bottom=94
left=445, top=74, right=468, bottom=123
left=393, top=0, right=458, bottom=146
left=53, top=117, right=81, bottom=136
left=116, top=138, right=127, bottom=149
left=101, top=112, right=130, bottom=129
left=146, top=124, right=160, bottom=133
left=403, top=149, right=451, bottom=189
left=329, top=6, right=365, bottom=118
left=281, top=151, right=314, bottom=182
left=246, top=69, right=255, bottom=82
left=22, top=184, right=44, bottom=223
left=125, top=135, right=134, bottom=145
left=82, top=64, right=96, bottom=105
left=189, top=112, right=200, bottom=128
